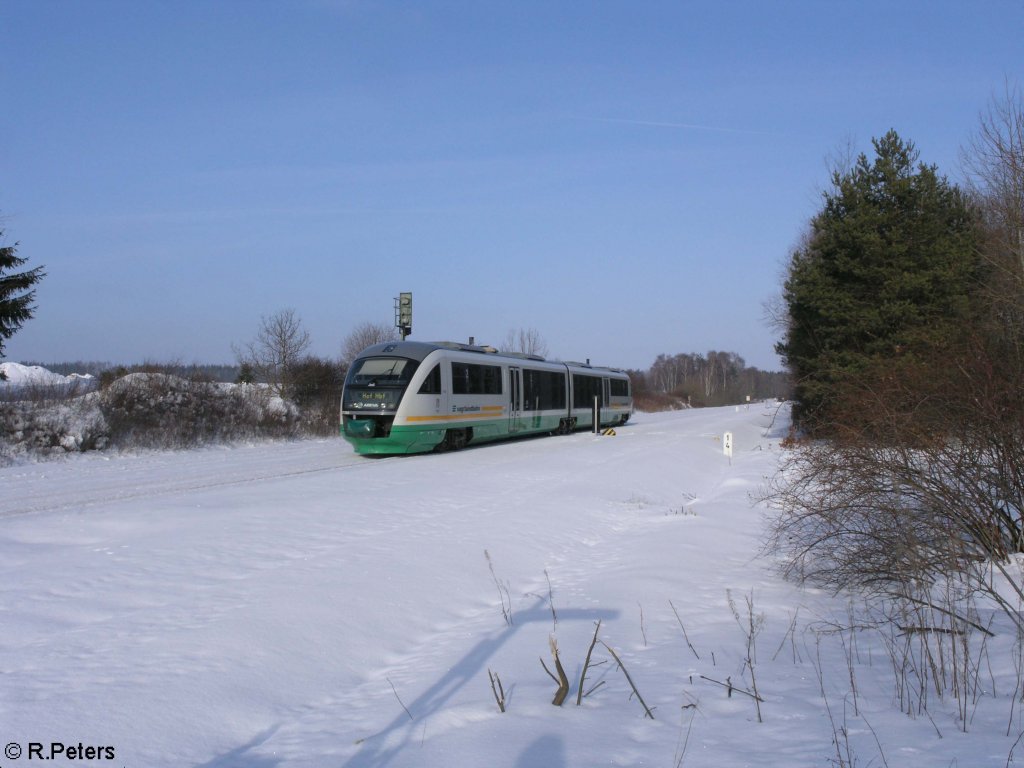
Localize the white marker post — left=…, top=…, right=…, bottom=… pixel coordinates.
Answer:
left=723, top=432, right=733, bottom=462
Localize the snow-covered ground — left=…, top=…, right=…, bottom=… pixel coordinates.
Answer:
left=0, top=404, right=1020, bottom=767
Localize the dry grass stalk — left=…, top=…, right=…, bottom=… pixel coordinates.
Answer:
left=387, top=677, right=413, bottom=721
left=488, top=668, right=506, bottom=713
left=576, top=619, right=602, bottom=706
left=484, top=550, right=513, bottom=626
left=602, top=641, right=654, bottom=719
left=669, top=600, right=701, bottom=660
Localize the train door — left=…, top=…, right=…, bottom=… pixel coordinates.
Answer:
left=508, top=366, right=522, bottom=433
left=601, top=378, right=611, bottom=426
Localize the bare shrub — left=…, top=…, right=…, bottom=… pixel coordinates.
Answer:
left=0, top=359, right=344, bottom=460
left=0, top=374, right=95, bottom=404
left=0, top=375, right=106, bottom=461
left=764, top=343, right=1024, bottom=621
left=763, top=343, right=1022, bottom=733
left=290, top=355, right=345, bottom=436
left=99, top=372, right=298, bottom=449
left=0, top=398, right=108, bottom=462
left=632, top=389, right=690, bottom=412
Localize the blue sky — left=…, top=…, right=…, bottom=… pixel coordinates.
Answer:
left=1, top=1, right=1021, bottom=372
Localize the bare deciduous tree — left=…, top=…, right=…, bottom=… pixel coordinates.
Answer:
left=962, top=82, right=1024, bottom=247
left=961, top=81, right=1024, bottom=343
left=340, top=321, right=399, bottom=367
left=234, top=308, right=311, bottom=399
left=499, top=328, right=549, bottom=357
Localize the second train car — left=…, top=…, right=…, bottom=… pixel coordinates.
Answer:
left=340, top=340, right=632, bottom=455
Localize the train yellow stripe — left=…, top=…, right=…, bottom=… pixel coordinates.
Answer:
left=405, top=409, right=505, bottom=423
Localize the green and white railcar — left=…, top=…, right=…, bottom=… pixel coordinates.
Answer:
left=340, top=340, right=632, bottom=455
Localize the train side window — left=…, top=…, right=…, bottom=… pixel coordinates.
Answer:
left=418, top=364, right=442, bottom=394
left=524, top=369, right=566, bottom=409
left=481, top=365, right=502, bottom=395
left=572, top=374, right=603, bottom=408
left=610, top=378, right=630, bottom=397
left=452, top=362, right=502, bottom=395
left=452, top=362, right=470, bottom=394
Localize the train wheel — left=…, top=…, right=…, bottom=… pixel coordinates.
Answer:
left=438, top=428, right=470, bottom=451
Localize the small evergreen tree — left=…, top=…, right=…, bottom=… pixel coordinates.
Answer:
left=776, top=131, right=983, bottom=433
left=0, top=227, right=45, bottom=369
left=236, top=362, right=256, bottom=384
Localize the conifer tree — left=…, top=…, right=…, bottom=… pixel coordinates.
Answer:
left=776, top=131, right=982, bottom=433
left=0, top=227, right=45, bottom=367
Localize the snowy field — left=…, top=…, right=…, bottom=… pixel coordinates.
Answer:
left=1, top=404, right=1021, bottom=767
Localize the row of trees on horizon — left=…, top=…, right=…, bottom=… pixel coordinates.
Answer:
left=628, top=350, right=790, bottom=409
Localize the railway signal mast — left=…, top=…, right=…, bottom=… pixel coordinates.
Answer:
left=395, top=292, right=412, bottom=340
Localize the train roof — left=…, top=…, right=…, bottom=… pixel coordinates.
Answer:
left=352, top=340, right=627, bottom=374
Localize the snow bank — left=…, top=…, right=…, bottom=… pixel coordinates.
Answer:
left=0, top=361, right=94, bottom=387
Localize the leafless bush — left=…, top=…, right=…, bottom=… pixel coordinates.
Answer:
left=289, top=355, right=346, bottom=437
left=632, top=390, right=690, bottom=412
left=99, top=372, right=299, bottom=449
left=0, top=359, right=342, bottom=461
left=0, top=369, right=106, bottom=462
left=0, top=397, right=108, bottom=462
left=764, top=336, right=1024, bottom=614
left=0, top=375, right=95, bottom=404
left=856, top=583, right=993, bottom=731
left=763, top=331, right=1023, bottom=731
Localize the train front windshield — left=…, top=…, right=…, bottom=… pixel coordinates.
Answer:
left=343, top=356, right=421, bottom=412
